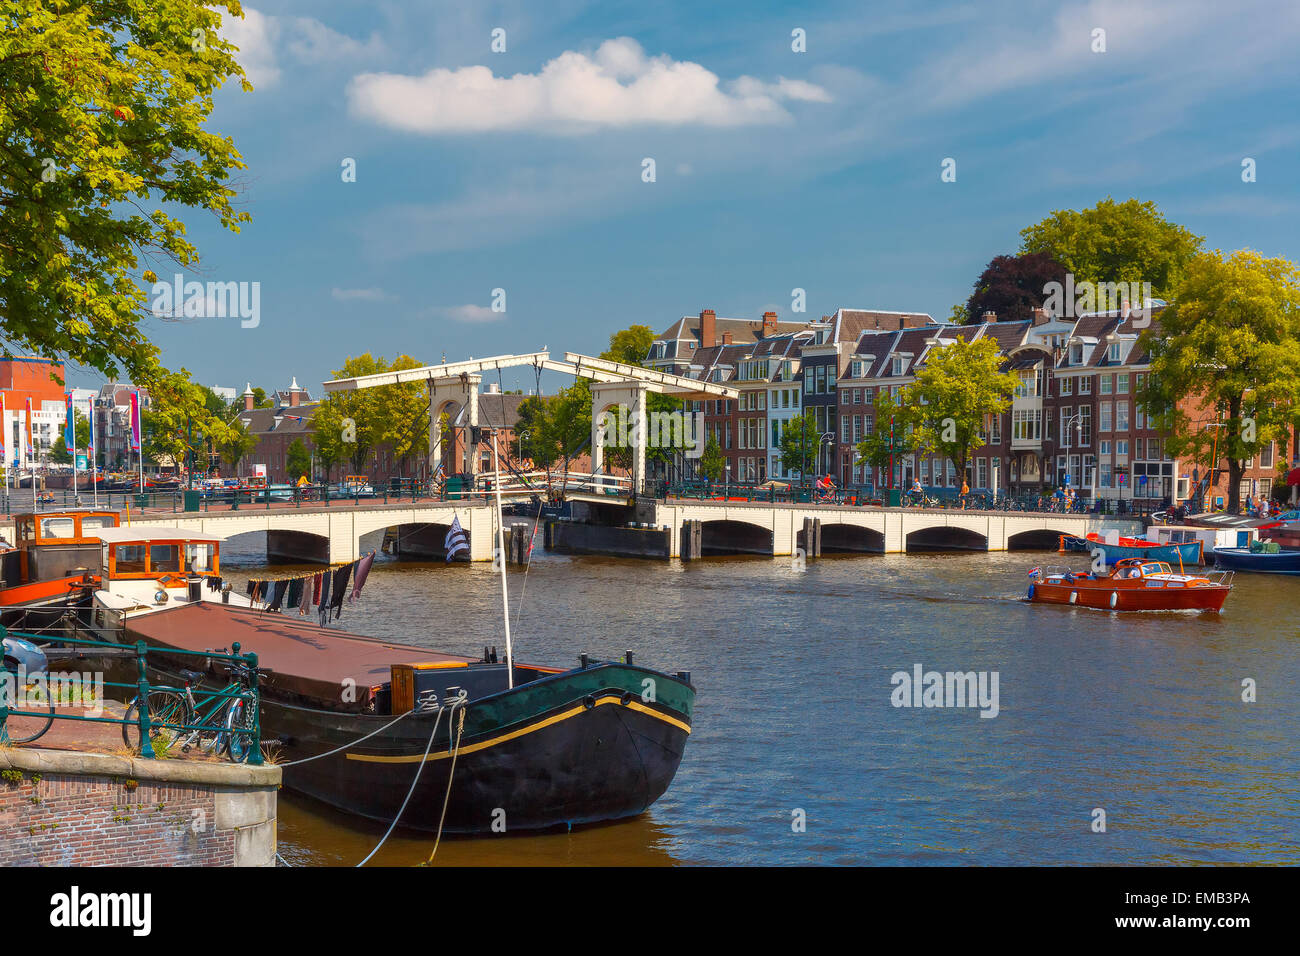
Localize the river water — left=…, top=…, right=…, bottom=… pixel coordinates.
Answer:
left=219, top=539, right=1300, bottom=866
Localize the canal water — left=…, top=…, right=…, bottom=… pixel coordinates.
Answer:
left=219, top=539, right=1300, bottom=866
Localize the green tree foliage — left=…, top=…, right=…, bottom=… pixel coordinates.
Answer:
left=777, top=409, right=821, bottom=479
left=141, top=367, right=237, bottom=473
left=313, top=354, right=426, bottom=476
left=214, top=412, right=255, bottom=475
left=698, top=434, right=724, bottom=482
left=1141, top=249, right=1300, bottom=513
left=0, top=0, right=252, bottom=387
left=286, top=438, right=311, bottom=481
left=855, top=389, right=923, bottom=474
left=1019, top=197, right=1203, bottom=299
left=250, top=386, right=272, bottom=408
left=886, top=336, right=1016, bottom=482
left=601, top=324, right=656, bottom=366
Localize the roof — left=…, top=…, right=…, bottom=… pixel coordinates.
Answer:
left=476, top=392, right=528, bottom=429
left=92, top=527, right=225, bottom=544
left=239, top=403, right=320, bottom=435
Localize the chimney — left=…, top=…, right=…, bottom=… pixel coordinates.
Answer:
left=242, top=382, right=254, bottom=411
left=288, top=376, right=301, bottom=407
left=700, top=309, right=717, bottom=348
left=721, top=331, right=734, bottom=346
left=1032, top=307, right=1050, bottom=326
left=981, top=310, right=997, bottom=324
left=762, top=311, right=779, bottom=335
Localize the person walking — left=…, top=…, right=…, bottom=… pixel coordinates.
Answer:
left=960, top=476, right=970, bottom=509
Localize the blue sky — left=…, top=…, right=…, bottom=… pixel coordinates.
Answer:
left=99, top=0, right=1300, bottom=396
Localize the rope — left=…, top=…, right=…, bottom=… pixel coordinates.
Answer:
left=277, top=706, right=415, bottom=766
left=512, top=496, right=544, bottom=625
left=355, top=703, right=448, bottom=867
left=425, top=705, right=466, bottom=865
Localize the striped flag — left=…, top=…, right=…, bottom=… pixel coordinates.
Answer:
left=65, top=393, right=75, bottom=454
left=0, top=392, right=6, bottom=462
left=444, top=516, right=469, bottom=562
left=129, top=389, right=141, bottom=452
left=24, top=397, right=33, bottom=461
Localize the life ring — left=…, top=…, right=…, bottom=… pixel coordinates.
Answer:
left=1110, top=591, right=1119, bottom=609
left=1069, top=591, right=1077, bottom=604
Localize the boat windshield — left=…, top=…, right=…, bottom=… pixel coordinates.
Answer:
left=1142, top=562, right=1169, bottom=576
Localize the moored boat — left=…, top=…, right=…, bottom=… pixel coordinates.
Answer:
left=1063, top=533, right=1203, bottom=566
left=0, top=510, right=119, bottom=628
left=1027, top=558, right=1232, bottom=612
left=1210, top=544, right=1300, bottom=575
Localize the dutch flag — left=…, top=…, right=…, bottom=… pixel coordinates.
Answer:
left=444, top=516, right=469, bottom=562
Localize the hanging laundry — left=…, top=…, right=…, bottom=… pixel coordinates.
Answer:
left=330, top=563, right=352, bottom=620
left=286, top=577, right=304, bottom=610
left=245, top=580, right=256, bottom=597
left=349, top=551, right=375, bottom=604
left=317, top=571, right=332, bottom=626
left=267, top=579, right=289, bottom=612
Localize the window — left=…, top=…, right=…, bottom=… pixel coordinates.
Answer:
left=1116, top=440, right=1128, bottom=458
left=1261, top=442, right=1275, bottom=469
left=186, top=543, right=213, bottom=571
left=115, top=544, right=147, bottom=573
left=1117, top=373, right=1129, bottom=394
left=1116, top=401, right=1129, bottom=431
left=1015, top=370, right=1040, bottom=398
left=1012, top=409, right=1042, bottom=441
left=891, top=357, right=905, bottom=376
left=1100, top=402, right=1112, bottom=431
left=40, top=517, right=76, bottom=538
left=1100, top=440, right=1110, bottom=455
left=1108, top=343, right=1121, bottom=363
left=1060, top=377, right=1073, bottom=397
left=1100, top=375, right=1113, bottom=395
left=920, top=458, right=930, bottom=483
left=977, top=458, right=988, bottom=489
left=1078, top=406, right=1091, bottom=446
left=1069, top=344, right=1084, bottom=365
left=1060, top=407, right=1073, bottom=448
left=850, top=360, right=864, bottom=378
left=1100, top=463, right=1112, bottom=488
left=841, top=417, right=852, bottom=442
left=990, top=415, right=1001, bottom=444
left=1079, top=376, right=1092, bottom=395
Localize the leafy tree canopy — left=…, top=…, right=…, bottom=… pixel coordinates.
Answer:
left=966, top=252, right=1067, bottom=322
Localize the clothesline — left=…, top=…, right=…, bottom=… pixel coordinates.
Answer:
left=245, top=550, right=377, bottom=624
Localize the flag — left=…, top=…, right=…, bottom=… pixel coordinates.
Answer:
left=87, top=400, right=95, bottom=458
left=65, top=393, right=74, bottom=455
left=444, top=516, right=469, bottom=561
left=24, top=397, right=33, bottom=461
left=129, top=389, right=141, bottom=452
left=0, top=392, right=6, bottom=462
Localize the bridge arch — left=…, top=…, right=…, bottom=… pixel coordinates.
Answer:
left=905, top=524, right=988, bottom=552
left=700, top=518, right=773, bottom=556
left=1007, top=528, right=1075, bottom=551
left=819, top=521, right=885, bottom=553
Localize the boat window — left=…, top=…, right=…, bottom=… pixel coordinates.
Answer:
left=1142, top=564, right=1162, bottom=576
left=150, top=543, right=181, bottom=573
left=40, top=517, right=76, bottom=539
left=80, top=515, right=115, bottom=531
left=115, top=544, right=147, bottom=573
left=16, top=518, right=35, bottom=542
left=185, top=543, right=214, bottom=572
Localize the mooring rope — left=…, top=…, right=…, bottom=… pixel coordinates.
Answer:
left=277, top=707, right=415, bottom=766
left=355, top=702, right=449, bottom=867
left=425, top=706, right=467, bottom=865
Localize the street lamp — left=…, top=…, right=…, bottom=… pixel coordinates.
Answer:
left=1060, top=411, right=1090, bottom=506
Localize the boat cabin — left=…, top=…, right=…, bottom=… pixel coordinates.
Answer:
left=0, top=511, right=120, bottom=602
left=91, top=527, right=222, bottom=585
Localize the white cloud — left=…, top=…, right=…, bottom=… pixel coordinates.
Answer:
left=346, top=37, right=831, bottom=134
left=330, top=287, right=392, bottom=302
left=219, top=7, right=385, bottom=89
left=437, top=304, right=504, bottom=323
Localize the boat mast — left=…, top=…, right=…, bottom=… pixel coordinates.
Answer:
left=492, top=429, right=515, bottom=689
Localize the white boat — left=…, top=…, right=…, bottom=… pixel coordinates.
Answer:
left=83, top=527, right=252, bottom=639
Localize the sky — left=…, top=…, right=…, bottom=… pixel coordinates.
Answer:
left=91, top=0, right=1300, bottom=396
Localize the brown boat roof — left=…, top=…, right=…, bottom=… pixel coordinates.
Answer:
left=124, top=602, right=476, bottom=710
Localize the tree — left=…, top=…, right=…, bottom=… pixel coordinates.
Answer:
left=881, top=336, right=1017, bottom=484
left=214, top=413, right=256, bottom=474
left=286, top=438, right=311, bottom=481
left=141, top=367, right=238, bottom=478
left=601, top=324, right=656, bottom=366
left=777, top=410, right=821, bottom=481
left=948, top=304, right=971, bottom=324
left=965, top=252, right=1067, bottom=322
left=1141, top=249, right=1300, bottom=514
left=0, top=0, right=252, bottom=388
left=1019, top=198, right=1203, bottom=300
left=250, top=386, right=273, bottom=408
left=312, top=354, right=426, bottom=476
left=49, top=409, right=90, bottom=463
left=699, top=434, right=724, bottom=482
left=855, top=390, right=923, bottom=482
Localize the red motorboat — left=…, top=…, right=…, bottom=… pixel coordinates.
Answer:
left=1027, top=558, right=1233, bottom=612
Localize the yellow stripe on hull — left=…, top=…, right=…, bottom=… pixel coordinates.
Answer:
left=345, top=694, right=691, bottom=764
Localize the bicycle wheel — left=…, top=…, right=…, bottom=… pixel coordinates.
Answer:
left=122, top=690, right=191, bottom=752
left=223, top=693, right=259, bottom=763
left=1, top=683, right=55, bottom=744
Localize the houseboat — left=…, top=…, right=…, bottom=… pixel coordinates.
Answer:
left=1027, top=558, right=1232, bottom=612
left=1063, top=531, right=1204, bottom=566
left=0, top=511, right=119, bottom=627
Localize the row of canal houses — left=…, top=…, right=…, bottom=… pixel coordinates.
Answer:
left=645, top=305, right=1286, bottom=507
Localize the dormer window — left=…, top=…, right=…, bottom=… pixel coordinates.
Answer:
left=1069, top=343, right=1084, bottom=366
left=891, top=357, right=906, bottom=376
left=1108, top=342, right=1121, bottom=363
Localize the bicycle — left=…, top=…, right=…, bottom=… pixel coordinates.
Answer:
left=123, top=661, right=263, bottom=762
left=0, top=658, right=54, bottom=749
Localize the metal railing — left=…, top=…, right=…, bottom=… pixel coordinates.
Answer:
left=0, top=628, right=262, bottom=764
